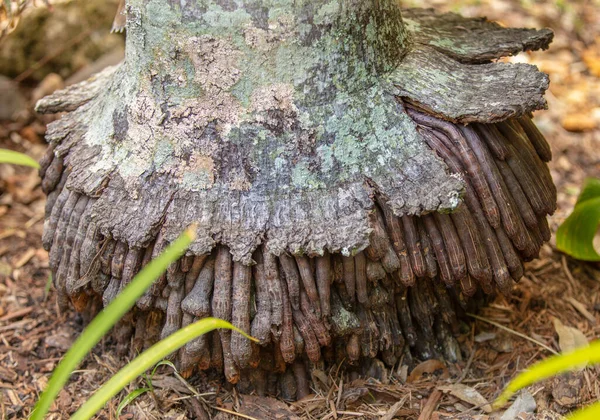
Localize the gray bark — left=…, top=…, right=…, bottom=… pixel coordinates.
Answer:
left=36, top=1, right=551, bottom=263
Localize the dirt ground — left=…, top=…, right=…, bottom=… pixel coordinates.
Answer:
left=1, top=1, right=600, bottom=419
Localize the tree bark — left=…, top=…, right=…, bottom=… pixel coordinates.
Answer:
left=36, top=0, right=557, bottom=399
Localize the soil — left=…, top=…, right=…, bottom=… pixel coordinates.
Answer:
left=1, top=0, right=599, bottom=419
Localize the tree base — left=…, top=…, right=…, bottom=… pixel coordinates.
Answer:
left=38, top=104, right=555, bottom=396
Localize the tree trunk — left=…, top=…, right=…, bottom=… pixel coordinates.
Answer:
left=37, top=0, right=556, bottom=399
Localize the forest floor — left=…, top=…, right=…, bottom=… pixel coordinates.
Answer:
left=1, top=0, right=600, bottom=419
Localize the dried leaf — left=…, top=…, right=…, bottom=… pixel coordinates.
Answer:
left=407, top=360, right=447, bottom=383
left=437, top=383, right=492, bottom=413
left=552, top=317, right=589, bottom=358
left=500, top=390, right=536, bottom=420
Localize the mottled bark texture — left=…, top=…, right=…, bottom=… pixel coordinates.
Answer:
left=37, top=0, right=555, bottom=399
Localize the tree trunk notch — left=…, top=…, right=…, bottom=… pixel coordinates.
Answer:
left=37, top=1, right=556, bottom=399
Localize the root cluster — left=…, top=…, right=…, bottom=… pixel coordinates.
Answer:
left=39, top=106, right=555, bottom=399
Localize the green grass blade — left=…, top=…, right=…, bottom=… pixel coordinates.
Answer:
left=30, top=226, right=197, bottom=420
left=71, top=318, right=257, bottom=420
left=0, top=149, right=40, bottom=168
left=569, top=401, right=600, bottom=420
left=116, top=388, right=151, bottom=417
left=494, top=340, right=600, bottom=408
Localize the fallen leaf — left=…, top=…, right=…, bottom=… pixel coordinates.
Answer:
left=437, top=384, right=492, bottom=413
left=407, top=359, right=447, bottom=383
left=552, top=317, right=588, bottom=356
left=500, top=390, right=536, bottom=420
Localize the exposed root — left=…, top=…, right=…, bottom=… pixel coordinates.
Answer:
left=40, top=107, right=555, bottom=397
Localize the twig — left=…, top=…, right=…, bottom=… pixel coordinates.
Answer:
left=467, top=313, right=558, bottom=355
left=212, top=406, right=259, bottom=420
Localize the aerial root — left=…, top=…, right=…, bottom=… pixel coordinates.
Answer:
left=41, top=109, right=554, bottom=389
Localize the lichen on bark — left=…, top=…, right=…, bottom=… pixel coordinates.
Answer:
left=37, top=1, right=552, bottom=265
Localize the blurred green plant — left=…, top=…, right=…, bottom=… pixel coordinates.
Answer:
left=494, top=340, right=600, bottom=419
left=30, top=225, right=197, bottom=420
left=556, top=178, right=600, bottom=261
left=0, top=148, right=40, bottom=168
left=73, top=318, right=255, bottom=419
left=115, top=359, right=176, bottom=417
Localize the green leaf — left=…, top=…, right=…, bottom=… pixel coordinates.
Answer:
left=116, top=387, right=151, bottom=417
left=71, top=318, right=257, bottom=420
left=575, top=178, right=600, bottom=206
left=494, top=340, right=600, bottom=408
left=569, top=401, right=600, bottom=420
left=0, top=149, right=40, bottom=168
left=30, top=225, right=197, bottom=420
left=150, top=359, right=177, bottom=378
left=557, top=178, right=600, bottom=261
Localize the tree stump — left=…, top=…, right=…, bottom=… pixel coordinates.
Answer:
left=36, top=0, right=555, bottom=399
